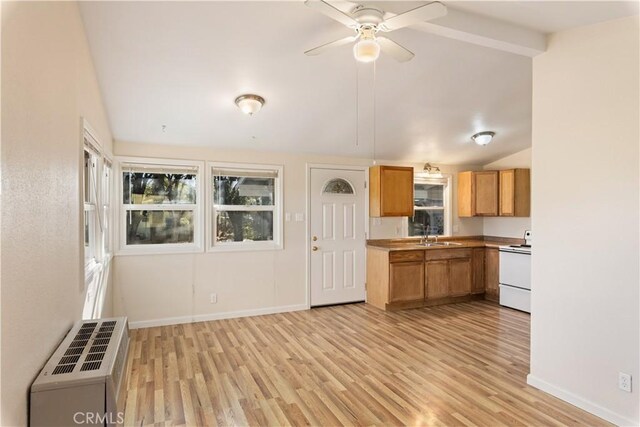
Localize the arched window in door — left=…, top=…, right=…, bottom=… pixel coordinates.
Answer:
left=322, top=178, right=354, bottom=195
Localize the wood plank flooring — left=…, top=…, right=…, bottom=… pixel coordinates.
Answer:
left=124, top=301, right=609, bottom=426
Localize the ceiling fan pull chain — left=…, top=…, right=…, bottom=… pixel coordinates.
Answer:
left=373, top=59, right=377, bottom=165
left=355, top=61, right=359, bottom=147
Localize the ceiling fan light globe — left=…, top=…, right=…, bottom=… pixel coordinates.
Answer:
left=353, top=39, right=380, bottom=63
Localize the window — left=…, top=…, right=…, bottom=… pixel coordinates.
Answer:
left=209, top=163, right=283, bottom=251
left=118, top=158, right=204, bottom=254
left=84, top=148, right=98, bottom=265
left=82, top=119, right=113, bottom=320
left=408, top=176, right=451, bottom=237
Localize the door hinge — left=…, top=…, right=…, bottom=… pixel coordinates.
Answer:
left=364, top=181, right=367, bottom=189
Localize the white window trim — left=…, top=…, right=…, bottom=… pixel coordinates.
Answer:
left=406, top=173, right=453, bottom=237
left=116, top=156, right=205, bottom=256
left=207, top=161, right=284, bottom=252
left=81, top=118, right=114, bottom=320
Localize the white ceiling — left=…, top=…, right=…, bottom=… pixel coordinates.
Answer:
left=79, top=1, right=638, bottom=165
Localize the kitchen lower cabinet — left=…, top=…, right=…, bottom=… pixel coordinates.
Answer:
left=425, top=260, right=448, bottom=299
left=366, top=246, right=490, bottom=311
left=471, top=248, right=485, bottom=294
left=449, top=258, right=472, bottom=297
left=389, top=261, right=424, bottom=302
left=485, top=248, right=500, bottom=301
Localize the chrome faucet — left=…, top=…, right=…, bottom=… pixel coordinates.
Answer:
left=422, top=225, right=430, bottom=244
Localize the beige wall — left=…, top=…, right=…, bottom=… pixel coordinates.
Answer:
left=483, top=147, right=532, bottom=238
left=529, top=16, right=639, bottom=425
left=1, top=2, right=113, bottom=425
left=112, top=142, right=485, bottom=327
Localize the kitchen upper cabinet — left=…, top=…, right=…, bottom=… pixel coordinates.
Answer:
left=458, top=171, right=499, bottom=217
left=499, top=169, right=530, bottom=217
left=458, top=169, right=530, bottom=217
left=369, top=165, right=414, bottom=217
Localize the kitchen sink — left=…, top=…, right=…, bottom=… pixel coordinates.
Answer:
left=419, top=241, right=463, bottom=247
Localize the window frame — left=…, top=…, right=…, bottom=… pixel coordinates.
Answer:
left=116, top=156, right=205, bottom=255
left=81, top=118, right=113, bottom=320
left=406, top=174, right=452, bottom=237
left=207, top=161, right=284, bottom=252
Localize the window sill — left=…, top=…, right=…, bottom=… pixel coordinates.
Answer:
left=116, top=244, right=204, bottom=257
left=208, top=242, right=283, bottom=253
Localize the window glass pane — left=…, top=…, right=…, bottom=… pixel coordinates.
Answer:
left=414, top=183, right=443, bottom=207
left=84, top=151, right=90, bottom=203
left=126, top=210, right=194, bottom=245
left=323, top=178, right=354, bottom=194
left=409, top=210, right=445, bottom=236
left=213, top=176, right=275, bottom=206
left=216, top=211, right=274, bottom=242
left=123, top=173, right=196, bottom=204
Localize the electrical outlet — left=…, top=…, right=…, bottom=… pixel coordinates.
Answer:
left=209, top=293, right=217, bottom=304
left=619, top=372, right=632, bottom=392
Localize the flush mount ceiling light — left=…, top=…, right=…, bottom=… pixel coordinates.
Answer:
left=423, top=163, right=442, bottom=178
left=471, top=131, right=495, bottom=146
left=235, top=94, right=265, bottom=115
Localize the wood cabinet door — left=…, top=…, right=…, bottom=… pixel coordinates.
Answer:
left=380, top=166, right=414, bottom=217
left=499, top=169, right=515, bottom=216
left=449, top=258, right=472, bottom=297
left=389, top=261, right=424, bottom=302
left=485, top=248, right=500, bottom=301
left=474, top=171, right=498, bottom=216
left=425, top=260, right=448, bottom=299
left=457, top=171, right=474, bottom=217
left=471, top=248, right=485, bottom=294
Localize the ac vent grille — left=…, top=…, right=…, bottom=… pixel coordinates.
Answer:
left=50, top=319, right=118, bottom=376
left=59, top=355, right=81, bottom=365
left=81, top=361, right=102, bottom=372
left=85, top=352, right=105, bottom=362
left=52, top=364, right=75, bottom=375
left=64, top=347, right=84, bottom=356
left=95, top=332, right=112, bottom=339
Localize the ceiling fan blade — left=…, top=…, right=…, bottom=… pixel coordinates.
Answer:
left=305, top=0, right=359, bottom=28
left=380, top=2, right=447, bottom=32
left=377, top=37, right=415, bottom=62
left=304, top=35, right=358, bottom=56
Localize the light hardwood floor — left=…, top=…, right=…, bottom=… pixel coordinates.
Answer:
left=124, top=301, right=609, bottom=426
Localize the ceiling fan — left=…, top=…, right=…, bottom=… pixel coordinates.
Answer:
left=304, top=0, right=447, bottom=63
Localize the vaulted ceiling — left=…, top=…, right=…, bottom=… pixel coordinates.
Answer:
left=80, top=1, right=638, bottom=164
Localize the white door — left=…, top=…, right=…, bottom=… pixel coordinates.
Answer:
left=310, top=168, right=366, bottom=306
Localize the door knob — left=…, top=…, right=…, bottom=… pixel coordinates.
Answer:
left=312, top=246, right=319, bottom=251
left=312, top=236, right=318, bottom=241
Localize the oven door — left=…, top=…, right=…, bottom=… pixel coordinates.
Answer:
left=499, top=250, right=531, bottom=290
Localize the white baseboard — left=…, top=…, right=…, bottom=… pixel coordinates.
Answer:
left=527, top=374, right=638, bottom=427
left=129, top=304, right=308, bottom=329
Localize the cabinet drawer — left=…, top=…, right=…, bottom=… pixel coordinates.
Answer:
left=425, top=248, right=472, bottom=261
left=389, top=250, right=424, bottom=263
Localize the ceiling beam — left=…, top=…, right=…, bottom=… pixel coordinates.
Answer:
left=410, top=7, right=547, bottom=58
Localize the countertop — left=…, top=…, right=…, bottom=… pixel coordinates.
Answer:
left=366, top=236, right=523, bottom=252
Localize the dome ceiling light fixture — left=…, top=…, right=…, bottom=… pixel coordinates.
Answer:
left=235, top=94, right=265, bottom=116
left=471, top=131, right=495, bottom=146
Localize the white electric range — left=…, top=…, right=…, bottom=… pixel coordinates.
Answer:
left=498, top=231, right=532, bottom=313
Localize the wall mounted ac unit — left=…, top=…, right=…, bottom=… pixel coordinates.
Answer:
left=30, top=317, right=130, bottom=427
